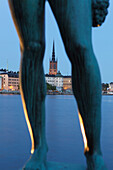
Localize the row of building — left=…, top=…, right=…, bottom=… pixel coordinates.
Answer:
left=0, top=71, right=72, bottom=92
left=0, top=69, right=72, bottom=92
left=1, top=68, right=113, bottom=94
left=0, top=42, right=72, bottom=92
left=1, top=42, right=113, bottom=93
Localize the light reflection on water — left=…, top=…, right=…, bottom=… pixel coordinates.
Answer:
left=0, top=95, right=113, bottom=169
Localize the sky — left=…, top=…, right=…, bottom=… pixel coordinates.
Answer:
left=0, top=0, right=113, bottom=83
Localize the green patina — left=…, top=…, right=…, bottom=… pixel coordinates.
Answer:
left=8, top=0, right=109, bottom=169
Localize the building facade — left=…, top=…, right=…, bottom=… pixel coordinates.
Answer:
left=45, top=71, right=63, bottom=91
left=0, top=76, right=2, bottom=89
left=45, top=72, right=72, bottom=92
left=108, top=82, right=113, bottom=92
left=63, top=76, right=72, bottom=91
left=0, top=71, right=19, bottom=91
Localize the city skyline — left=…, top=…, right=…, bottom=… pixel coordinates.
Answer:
left=0, top=0, right=113, bottom=83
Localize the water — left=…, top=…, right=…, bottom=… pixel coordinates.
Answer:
left=0, top=95, right=113, bottom=170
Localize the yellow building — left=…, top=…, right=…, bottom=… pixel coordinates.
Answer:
left=63, top=76, right=72, bottom=91
left=0, top=72, right=19, bottom=91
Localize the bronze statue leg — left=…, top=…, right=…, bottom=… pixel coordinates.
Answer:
left=8, top=0, right=47, bottom=169
left=48, top=0, right=106, bottom=169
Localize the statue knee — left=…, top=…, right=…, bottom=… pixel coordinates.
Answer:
left=66, top=39, right=91, bottom=65
left=76, top=43, right=88, bottom=56
left=22, top=41, right=45, bottom=60
left=25, top=41, right=45, bottom=51
left=69, top=41, right=94, bottom=71
left=76, top=43, right=88, bottom=53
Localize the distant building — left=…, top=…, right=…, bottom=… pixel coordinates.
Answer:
left=63, top=76, right=72, bottom=91
left=46, top=42, right=72, bottom=92
left=0, top=76, right=2, bottom=90
left=49, top=42, right=57, bottom=75
left=45, top=72, right=72, bottom=92
left=45, top=71, right=63, bottom=91
left=108, top=82, right=113, bottom=92
left=55, top=71, right=63, bottom=91
left=45, top=74, right=55, bottom=87
left=0, top=71, right=19, bottom=91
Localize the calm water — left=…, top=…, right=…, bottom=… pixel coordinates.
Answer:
left=0, top=95, right=113, bottom=170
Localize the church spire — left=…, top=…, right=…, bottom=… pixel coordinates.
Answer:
left=49, top=41, right=57, bottom=75
left=52, top=41, right=55, bottom=61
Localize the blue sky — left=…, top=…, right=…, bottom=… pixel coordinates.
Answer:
left=0, top=0, right=113, bottom=83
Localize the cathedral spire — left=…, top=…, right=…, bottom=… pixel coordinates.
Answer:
left=52, top=41, right=55, bottom=61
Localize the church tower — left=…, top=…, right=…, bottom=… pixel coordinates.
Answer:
left=49, top=42, right=57, bottom=75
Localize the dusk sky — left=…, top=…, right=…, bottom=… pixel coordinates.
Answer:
left=0, top=0, right=113, bottom=83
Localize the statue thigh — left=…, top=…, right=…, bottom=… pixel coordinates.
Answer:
left=8, top=0, right=45, bottom=52
left=48, top=0, right=93, bottom=62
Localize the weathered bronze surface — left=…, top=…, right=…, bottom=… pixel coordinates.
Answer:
left=8, top=0, right=109, bottom=169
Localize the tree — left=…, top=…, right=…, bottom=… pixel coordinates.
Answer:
left=102, top=83, right=109, bottom=91
left=46, top=83, right=56, bottom=90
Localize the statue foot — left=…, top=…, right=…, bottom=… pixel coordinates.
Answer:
left=23, top=145, right=48, bottom=170
left=85, top=152, right=107, bottom=170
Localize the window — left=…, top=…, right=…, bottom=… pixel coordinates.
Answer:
left=54, top=64, right=56, bottom=69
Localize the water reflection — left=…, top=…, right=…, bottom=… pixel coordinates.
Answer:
left=0, top=95, right=113, bottom=169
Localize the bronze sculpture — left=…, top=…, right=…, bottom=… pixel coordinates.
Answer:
left=8, top=0, right=109, bottom=169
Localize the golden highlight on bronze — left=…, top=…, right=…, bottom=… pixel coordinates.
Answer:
left=78, top=112, right=89, bottom=153
left=20, top=85, right=34, bottom=154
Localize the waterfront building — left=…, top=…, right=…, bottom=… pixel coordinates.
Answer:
left=108, top=82, right=113, bottom=92
left=49, top=42, right=57, bottom=75
left=0, top=71, right=19, bottom=91
left=55, top=71, right=63, bottom=91
left=45, top=72, right=72, bottom=92
left=0, top=76, right=2, bottom=90
left=45, top=71, right=63, bottom=91
left=45, top=74, right=55, bottom=87
left=63, top=76, right=72, bottom=91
